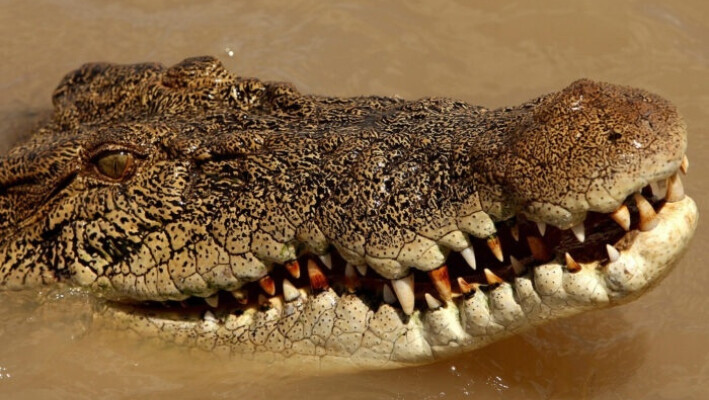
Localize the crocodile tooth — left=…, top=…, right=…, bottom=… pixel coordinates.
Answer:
left=285, top=260, right=301, bottom=279
left=564, top=252, right=581, bottom=273
left=486, top=234, right=504, bottom=262
left=680, top=155, right=689, bottom=174
left=536, top=221, right=547, bottom=236
left=460, top=246, right=477, bottom=270
left=666, top=173, right=684, bottom=202
left=258, top=275, right=276, bottom=296
left=307, top=258, right=329, bottom=291
left=527, top=236, right=551, bottom=261
left=205, top=294, right=219, bottom=308
left=344, top=263, right=359, bottom=293
left=634, top=193, right=659, bottom=231
left=510, top=223, right=520, bottom=242
left=457, top=277, right=476, bottom=296
left=649, top=180, right=666, bottom=200
left=355, top=264, right=368, bottom=276
left=610, top=204, right=631, bottom=231
left=571, top=222, right=585, bottom=243
left=510, top=255, right=525, bottom=275
left=424, top=293, right=442, bottom=310
left=258, top=294, right=269, bottom=307
left=606, top=244, right=620, bottom=263
left=391, top=274, right=415, bottom=315
left=428, top=265, right=452, bottom=301
left=382, top=284, right=396, bottom=304
left=230, top=290, right=248, bottom=305
left=318, top=253, right=333, bottom=270
left=282, top=279, right=300, bottom=302
left=203, top=310, right=218, bottom=323
left=268, top=296, right=283, bottom=312
left=484, top=268, right=504, bottom=285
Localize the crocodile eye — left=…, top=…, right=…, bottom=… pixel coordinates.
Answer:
left=93, top=151, right=135, bottom=180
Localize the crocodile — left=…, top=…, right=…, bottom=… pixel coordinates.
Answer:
left=0, top=56, right=698, bottom=369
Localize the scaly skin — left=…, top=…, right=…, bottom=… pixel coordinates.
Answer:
left=0, top=56, right=698, bottom=368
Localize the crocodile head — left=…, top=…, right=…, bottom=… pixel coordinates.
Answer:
left=0, top=57, right=697, bottom=369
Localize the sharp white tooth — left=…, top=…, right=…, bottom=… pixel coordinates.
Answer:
left=510, top=255, right=525, bottom=275
left=382, top=284, right=397, bottom=304
left=205, top=294, right=219, bottom=308
left=355, top=264, right=368, bottom=276
left=606, top=244, right=620, bottom=263
left=344, top=263, right=359, bottom=293
left=203, top=310, right=217, bottom=323
left=536, top=221, right=547, bottom=236
left=282, top=279, right=300, bottom=302
left=424, top=293, right=442, bottom=310
left=610, top=204, right=631, bottom=231
left=680, top=155, right=689, bottom=174
left=318, top=253, right=333, bottom=269
left=649, top=180, right=665, bottom=200
left=634, top=193, right=659, bottom=231
left=571, top=222, right=585, bottom=243
left=460, top=246, right=477, bottom=270
left=268, top=296, right=283, bottom=312
left=391, top=275, right=415, bottom=315
left=666, top=173, right=685, bottom=202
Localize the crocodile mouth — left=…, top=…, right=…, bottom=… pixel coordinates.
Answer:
left=106, top=161, right=689, bottom=322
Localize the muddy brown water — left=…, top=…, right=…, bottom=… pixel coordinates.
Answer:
left=1, top=1, right=708, bottom=399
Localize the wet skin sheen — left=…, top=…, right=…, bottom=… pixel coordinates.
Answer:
left=0, top=57, right=698, bottom=369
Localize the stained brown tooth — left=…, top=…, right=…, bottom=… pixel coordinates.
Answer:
left=344, top=263, right=360, bottom=293
left=307, top=258, right=330, bottom=291
left=610, top=204, right=631, bottom=231
left=258, top=294, right=269, bottom=307
left=457, top=277, right=476, bottom=296
left=285, top=260, right=301, bottom=279
left=205, top=294, right=219, bottom=308
left=487, top=234, right=504, bottom=262
left=382, top=284, right=397, bottom=304
left=510, top=224, right=520, bottom=242
left=527, top=236, right=551, bottom=262
left=428, top=265, right=452, bottom=301
left=391, top=274, right=415, bottom=315
left=666, top=173, right=685, bottom=202
left=680, top=155, right=689, bottom=174
left=424, top=293, right=443, bottom=310
left=564, top=252, right=581, bottom=273
left=606, top=244, right=620, bottom=263
left=460, top=246, right=477, bottom=270
left=510, top=255, right=525, bottom=275
left=259, top=275, right=276, bottom=296
left=571, top=223, right=585, bottom=243
left=282, top=279, right=300, bottom=302
left=319, top=253, right=333, bottom=270
left=484, top=268, right=504, bottom=285
left=231, top=290, right=248, bottom=305
left=536, top=221, right=547, bottom=236
left=634, top=193, right=659, bottom=231
left=355, top=264, right=368, bottom=276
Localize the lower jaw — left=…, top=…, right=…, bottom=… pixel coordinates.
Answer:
left=96, top=196, right=698, bottom=368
